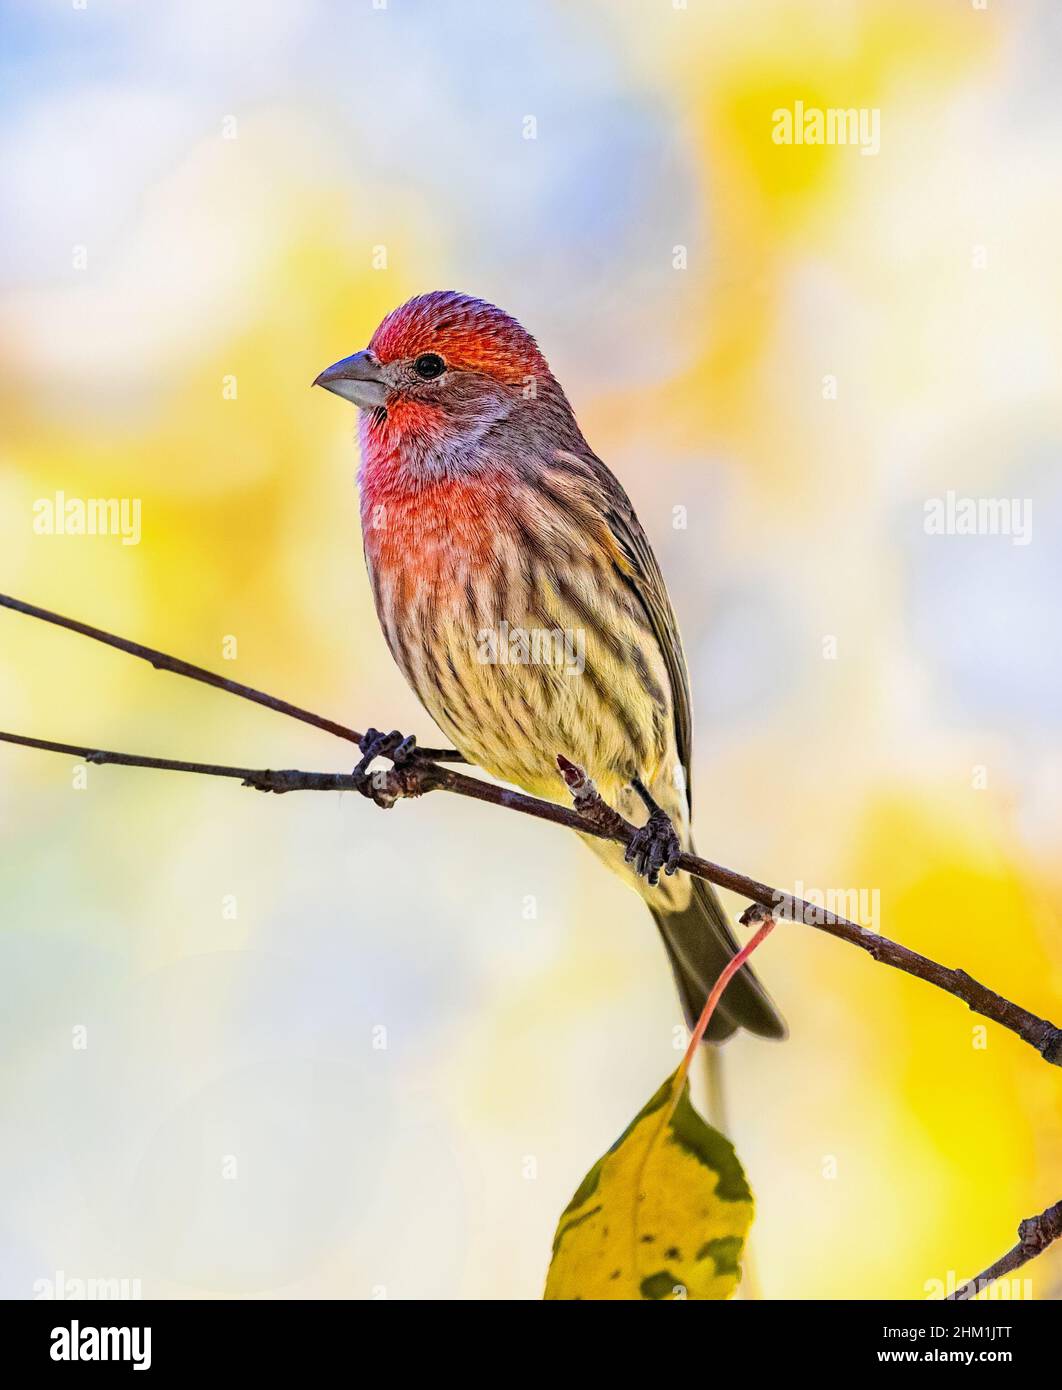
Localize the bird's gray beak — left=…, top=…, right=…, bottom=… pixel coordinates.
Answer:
left=313, top=350, right=389, bottom=409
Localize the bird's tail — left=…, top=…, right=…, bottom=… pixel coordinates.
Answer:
left=652, top=873, right=787, bottom=1043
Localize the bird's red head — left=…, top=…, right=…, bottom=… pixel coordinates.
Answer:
left=369, top=291, right=547, bottom=385
left=315, top=291, right=556, bottom=421
left=314, top=290, right=580, bottom=481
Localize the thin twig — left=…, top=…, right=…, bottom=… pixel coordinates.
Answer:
left=0, top=593, right=465, bottom=761
left=0, top=733, right=365, bottom=793
left=947, top=1199, right=1062, bottom=1300
left=558, top=752, right=1062, bottom=1068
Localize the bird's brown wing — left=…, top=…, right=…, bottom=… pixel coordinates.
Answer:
left=558, top=450, right=695, bottom=813
left=552, top=450, right=786, bottom=1041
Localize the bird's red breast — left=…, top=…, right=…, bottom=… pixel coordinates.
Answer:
left=360, top=451, right=517, bottom=604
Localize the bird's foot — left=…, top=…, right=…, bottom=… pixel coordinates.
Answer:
left=352, top=728, right=422, bottom=808
left=625, top=776, right=682, bottom=887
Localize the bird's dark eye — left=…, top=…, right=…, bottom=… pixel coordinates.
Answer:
left=412, top=352, right=445, bottom=380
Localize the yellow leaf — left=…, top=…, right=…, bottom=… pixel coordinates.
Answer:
left=544, top=1071, right=753, bottom=1300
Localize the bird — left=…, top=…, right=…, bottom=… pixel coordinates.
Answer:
left=314, top=291, right=785, bottom=1043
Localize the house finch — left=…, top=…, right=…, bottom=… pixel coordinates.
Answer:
left=315, top=291, right=784, bottom=1042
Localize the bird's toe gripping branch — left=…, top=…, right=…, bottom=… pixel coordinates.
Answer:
left=625, top=776, right=682, bottom=888
left=352, top=727, right=424, bottom=809
left=556, top=757, right=680, bottom=888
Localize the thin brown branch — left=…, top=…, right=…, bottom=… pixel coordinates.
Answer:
left=946, top=1199, right=1062, bottom=1300
left=0, top=732, right=363, bottom=793
left=557, top=754, right=1062, bottom=1068
left=0, top=593, right=465, bottom=761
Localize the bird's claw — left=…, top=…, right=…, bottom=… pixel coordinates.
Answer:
left=352, top=728, right=420, bottom=808
left=625, top=808, right=682, bottom=887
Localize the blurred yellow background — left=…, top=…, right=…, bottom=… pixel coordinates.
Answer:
left=1, top=0, right=1060, bottom=1299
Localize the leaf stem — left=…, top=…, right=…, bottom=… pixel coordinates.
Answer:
left=678, top=912, right=778, bottom=1082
